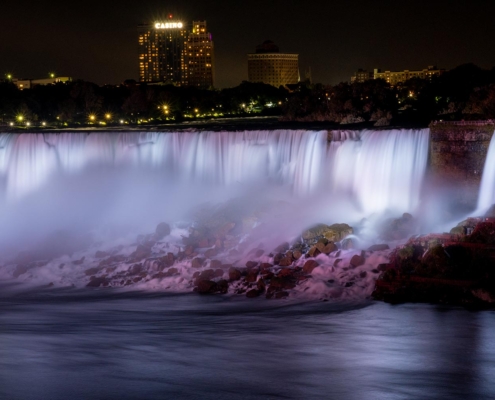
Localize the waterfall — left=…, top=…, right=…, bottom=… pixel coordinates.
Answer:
left=0, top=129, right=430, bottom=215
left=477, top=132, right=495, bottom=212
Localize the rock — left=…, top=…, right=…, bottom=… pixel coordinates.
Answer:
left=204, top=248, right=219, bottom=258
left=216, top=280, right=229, bottom=294
left=214, top=269, right=224, bottom=278
left=155, top=222, right=171, bottom=239
left=260, top=263, right=273, bottom=270
left=350, top=254, right=365, bottom=268
left=95, top=250, right=109, bottom=259
left=278, top=256, right=293, bottom=267
left=99, top=254, right=126, bottom=267
left=333, top=259, right=342, bottom=267
left=275, top=291, right=289, bottom=299
left=302, top=260, right=319, bottom=274
left=228, top=267, right=242, bottom=281
left=307, top=246, right=321, bottom=258
left=191, top=258, right=205, bottom=269
left=257, top=279, right=266, bottom=292
left=274, top=242, right=290, bottom=253
left=246, top=261, right=258, bottom=269
left=367, top=244, right=390, bottom=252
left=293, top=250, right=303, bottom=260
left=246, top=271, right=258, bottom=283
left=246, top=289, right=261, bottom=298
left=322, top=242, right=338, bottom=254
left=86, top=277, right=109, bottom=287
left=273, top=253, right=284, bottom=265
left=72, top=256, right=85, bottom=265
left=210, top=260, right=222, bottom=269
left=277, top=268, right=296, bottom=278
left=84, top=267, right=100, bottom=276
left=303, top=223, right=353, bottom=242
left=196, top=280, right=217, bottom=294
left=13, top=265, right=28, bottom=278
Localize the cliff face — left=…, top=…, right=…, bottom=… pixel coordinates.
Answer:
left=428, top=121, right=495, bottom=207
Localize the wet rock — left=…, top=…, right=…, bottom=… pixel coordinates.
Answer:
left=302, top=223, right=353, bottom=242
left=307, top=246, right=321, bottom=258
left=191, top=257, right=205, bottom=269
left=72, top=256, right=85, bottom=265
left=350, top=254, right=365, bottom=268
left=85, top=267, right=101, bottom=276
left=246, top=270, right=259, bottom=283
left=333, top=259, right=342, bottom=267
left=257, top=279, right=266, bottom=292
left=86, top=277, right=109, bottom=287
left=196, top=280, right=217, bottom=294
left=246, top=289, right=261, bottom=298
left=246, top=261, right=258, bottom=269
left=275, top=291, right=289, bottom=299
left=214, top=269, right=224, bottom=278
left=155, top=222, right=171, bottom=239
left=260, top=263, right=273, bottom=270
left=95, top=250, right=109, bottom=259
left=277, top=268, right=296, bottom=278
left=302, top=260, right=319, bottom=274
left=210, top=259, right=222, bottom=269
left=13, top=265, right=28, bottom=278
left=278, top=256, right=293, bottom=267
left=216, top=280, right=229, bottom=294
left=322, top=242, right=338, bottom=254
left=99, top=254, right=126, bottom=267
left=367, top=244, right=390, bottom=252
left=292, top=250, right=303, bottom=260
left=275, top=242, right=290, bottom=253
left=204, top=248, right=219, bottom=258
left=273, top=253, right=284, bottom=265
left=228, top=267, right=242, bottom=281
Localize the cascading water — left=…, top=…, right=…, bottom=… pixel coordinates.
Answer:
left=477, top=131, right=495, bottom=212
left=0, top=129, right=429, bottom=213
left=0, top=127, right=431, bottom=296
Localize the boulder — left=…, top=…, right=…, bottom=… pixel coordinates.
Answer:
left=155, top=222, right=171, bottom=239
left=228, top=267, right=242, bottom=281
left=367, top=244, right=390, bottom=252
left=191, top=258, right=205, bottom=269
left=196, top=280, right=217, bottom=294
left=350, top=254, right=365, bottom=268
left=246, top=289, right=261, bottom=298
left=13, top=265, right=28, bottom=278
left=302, top=260, right=319, bottom=274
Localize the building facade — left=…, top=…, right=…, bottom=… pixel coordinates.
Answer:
left=138, top=17, right=214, bottom=88
left=183, top=21, right=215, bottom=88
left=13, top=76, right=71, bottom=90
left=350, top=69, right=374, bottom=83
left=351, top=66, right=445, bottom=85
left=247, top=41, right=299, bottom=88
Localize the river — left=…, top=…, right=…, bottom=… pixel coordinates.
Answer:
left=1, top=287, right=494, bottom=400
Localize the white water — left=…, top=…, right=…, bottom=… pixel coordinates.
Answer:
left=477, top=131, right=495, bottom=212
left=0, top=128, right=430, bottom=295
left=0, top=129, right=429, bottom=210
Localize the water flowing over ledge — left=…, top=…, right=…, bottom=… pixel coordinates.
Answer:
left=0, top=129, right=430, bottom=215
left=478, top=132, right=495, bottom=212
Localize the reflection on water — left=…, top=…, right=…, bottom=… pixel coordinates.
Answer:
left=1, top=288, right=495, bottom=400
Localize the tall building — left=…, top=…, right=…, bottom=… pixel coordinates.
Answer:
left=247, top=40, right=299, bottom=88
left=138, top=17, right=214, bottom=88
left=184, top=21, right=215, bottom=88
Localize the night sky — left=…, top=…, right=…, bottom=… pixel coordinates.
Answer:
left=2, top=0, right=495, bottom=87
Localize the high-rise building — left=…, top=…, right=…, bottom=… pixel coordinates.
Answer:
left=138, top=17, right=214, bottom=88
left=183, top=21, right=215, bottom=89
left=247, top=40, right=299, bottom=88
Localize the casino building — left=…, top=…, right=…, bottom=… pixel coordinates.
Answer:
left=138, top=17, right=214, bottom=88
left=247, top=40, right=299, bottom=88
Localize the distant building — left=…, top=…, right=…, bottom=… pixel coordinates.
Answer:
left=138, top=17, right=215, bottom=88
left=247, top=40, right=299, bottom=88
left=351, top=69, right=374, bottom=83
left=13, top=76, right=71, bottom=90
left=373, top=66, right=445, bottom=86
left=351, top=66, right=445, bottom=85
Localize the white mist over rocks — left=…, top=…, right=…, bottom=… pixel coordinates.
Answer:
left=478, top=132, right=495, bottom=213
left=0, top=129, right=439, bottom=298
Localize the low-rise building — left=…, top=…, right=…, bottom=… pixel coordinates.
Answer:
left=13, top=76, right=72, bottom=90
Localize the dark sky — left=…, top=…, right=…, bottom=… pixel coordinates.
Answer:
left=1, top=0, right=495, bottom=87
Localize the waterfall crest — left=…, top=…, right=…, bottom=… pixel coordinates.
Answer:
left=0, top=129, right=430, bottom=214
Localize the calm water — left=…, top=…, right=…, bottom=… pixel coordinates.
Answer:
left=1, top=287, right=494, bottom=400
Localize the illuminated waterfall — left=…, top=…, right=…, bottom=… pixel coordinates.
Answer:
left=477, top=132, right=495, bottom=212
left=0, top=129, right=430, bottom=214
